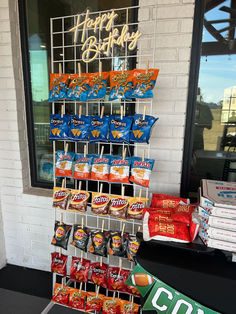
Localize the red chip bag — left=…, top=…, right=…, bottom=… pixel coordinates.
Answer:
left=120, top=300, right=140, bottom=314
left=103, top=297, right=121, bottom=314
left=51, top=252, right=68, bottom=277
left=85, top=292, right=104, bottom=312
left=90, top=262, right=108, bottom=288
left=69, top=288, right=87, bottom=310
left=108, top=267, right=130, bottom=292
left=126, top=285, right=140, bottom=297
left=52, top=283, right=70, bottom=305
left=150, top=193, right=188, bottom=209
left=70, top=257, right=90, bottom=282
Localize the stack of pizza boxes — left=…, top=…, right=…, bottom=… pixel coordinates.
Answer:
left=198, top=179, right=236, bottom=253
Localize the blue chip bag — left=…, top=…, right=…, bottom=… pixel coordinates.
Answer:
left=109, top=115, right=133, bottom=143
left=130, top=157, right=155, bottom=187
left=49, top=114, right=69, bottom=141
left=68, top=115, right=91, bottom=141
left=109, top=71, right=133, bottom=101
left=67, top=74, right=90, bottom=101
left=55, top=150, right=75, bottom=178
left=132, top=69, right=159, bottom=99
left=49, top=73, right=69, bottom=102
left=87, top=72, right=109, bottom=101
left=91, top=154, right=110, bottom=181
left=73, top=153, right=93, bottom=180
left=130, top=114, right=158, bottom=143
left=89, top=116, right=109, bottom=143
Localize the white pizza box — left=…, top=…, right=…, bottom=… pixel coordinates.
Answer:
left=199, top=180, right=236, bottom=210
left=199, top=226, right=236, bottom=244
left=199, top=235, right=236, bottom=253
left=198, top=205, right=236, bottom=220
left=200, top=215, right=236, bottom=232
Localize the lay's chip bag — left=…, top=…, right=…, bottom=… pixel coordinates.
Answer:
left=90, top=116, right=109, bottom=143
left=109, top=115, right=133, bottom=143
left=130, top=114, right=158, bottom=143
left=132, top=69, right=159, bottom=99
left=67, top=74, right=90, bottom=101
left=87, top=72, right=109, bottom=101
left=49, top=114, right=69, bottom=140
left=49, top=73, right=69, bottom=101
left=109, top=156, right=131, bottom=184
left=91, top=155, right=110, bottom=181
left=55, top=150, right=75, bottom=178
left=109, top=71, right=133, bottom=101
left=68, top=115, right=90, bottom=141
left=73, top=153, right=93, bottom=180
left=130, top=157, right=155, bottom=187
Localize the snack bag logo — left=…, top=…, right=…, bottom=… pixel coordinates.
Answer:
left=137, top=72, right=153, bottom=81
left=77, top=157, right=88, bottom=162
left=105, top=299, right=117, bottom=307
left=94, top=267, right=105, bottom=274
left=60, top=155, right=72, bottom=160
left=92, top=75, right=103, bottom=83
left=133, top=161, right=150, bottom=168
left=75, top=229, right=85, bottom=240
left=94, top=158, right=108, bottom=163
left=111, top=119, right=126, bottom=128
left=72, top=192, right=87, bottom=202
left=130, top=201, right=144, bottom=211
left=129, top=241, right=139, bottom=253
left=94, top=234, right=103, bottom=246
left=51, top=119, right=63, bottom=126
left=111, top=198, right=127, bottom=208
left=113, top=159, right=128, bottom=165
left=94, top=195, right=109, bottom=205
left=54, top=190, right=67, bottom=199
left=71, top=77, right=86, bottom=84
left=124, top=303, right=134, bottom=311
left=56, top=226, right=65, bottom=238
left=113, top=72, right=129, bottom=83
left=135, top=117, right=148, bottom=127
left=91, top=119, right=103, bottom=128
left=71, top=118, right=85, bottom=126
left=69, top=9, right=142, bottom=63
left=72, top=291, right=83, bottom=299
left=53, top=257, right=63, bottom=265
left=112, top=235, right=122, bottom=247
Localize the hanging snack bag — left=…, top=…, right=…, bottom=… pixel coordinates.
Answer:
left=90, top=116, right=109, bottom=143
left=67, top=73, right=90, bottom=101
left=68, top=190, right=89, bottom=213
left=52, top=187, right=70, bottom=210
left=49, top=73, right=69, bottom=102
left=132, top=68, right=159, bottom=99
left=89, top=230, right=109, bottom=257
left=51, top=252, right=68, bottom=277
left=109, top=195, right=129, bottom=220
left=71, top=224, right=90, bottom=251
left=120, top=300, right=140, bottom=314
left=130, top=157, right=155, bottom=187
left=49, top=114, right=69, bottom=141
left=127, top=235, right=140, bottom=262
left=87, top=72, right=109, bottom=101
left=91, top=155, right=110, bottom=181
left=90, top=262, right=108, bottom=288
left=69, top=288, right=87, bottom=310
left=109, top=231, right=128, bottom=257
left=126, top=285, right=140, bottom=297
left=109, top=156, right=131, bottom=184
left=52, top=283, right=70, bottom=305
left=127, top=197, right=148, bottom=220
left=109, top=71, right=133, bottom=101
left=91, top=192, right=110, bottom=216
left=51, top=221, right=72, bottom=250
left=130, top=114, right=158, bottom=143
left=68, top=115, right=90, bottom=141
left=55, top=150, right=75, bottom=178
left=108, top=267, right=130, bottom=292
left=70, top=257, right=90, bottom=282
left=73, top=154, right=93, bottom=180
left=103, top=297, right=121, bottom=314
left=109, top=115, right=133, bottom=143
left=85, top=292, right=104, bottom=313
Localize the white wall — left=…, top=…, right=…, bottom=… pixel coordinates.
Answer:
left=0, top=0, right=194, bottom=271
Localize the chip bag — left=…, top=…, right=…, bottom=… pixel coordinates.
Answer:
left=73, top=154, right=93, bottom=180
left=51, top=252, right=68, bottom=277
left=49, top=114, right=70, bottom=140
left=102, top=297, right=121, bottom=314
left=91, top=155, right=110, bottom=181
left=52, top=283, right=70, bottom=305
left=109, top=195, right=129, bottom=220
left=120, top=300, right=140, bottom=314
left=87, top=72, right=109, bottom=101
left=51, top=221, right=72, bottom=250
left=130, top=157, right=155, bottom=187
left=71, top=225, right=90, bottom=251
left=85, top=292, right=104, bottom=313
left=68, top=190, right=89, bottom=213
left=126, top=285, right=140, bottom=297
left=89, top=230, right=109, bottom=257
left=150, top=193, right=189, bottom=209
left=127, top=197, right=148, bottom=220
left=132, top=68, right=159, bottom=99
left=109, top=71, right=133, bottom=101
left=49, top=73, right=69, bottom=101
left=109, top=116, right=133, bottom=143
left=108, top=267, right=130, bottom=292
left=91, top=192, right=110, bottom=216
left=109, top=231, right=128, bottom=257
left=127, top=235, right=140, bottom=262
left=90, top=116, right=109, bottom=143
left=70, top=257, right=90, bottom=282
left=55, top=150, right=75, bottom=178
left=68, top=115, right=90, bottom=141
left=67, top=73, right=90, bottom=101
left=130, top=114, right=158, bottom=143
left=52, top=187, right=70, bottom=210
left=90, top=262, right=108, bottom=288
left=69, top=288, right=87, bottom=310
left=109, top=156, right=131, bottom=184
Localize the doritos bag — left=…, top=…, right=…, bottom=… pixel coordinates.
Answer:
left=91, top=192, right=110, bottom=216
left=68, top=190, right=89, bottom=213
left=127, top=197, right=148, bottom=220
left=91, top=155, right=110, bottom=181
left=90, top=262, right=108, bottom=288
left=87, top=72, right=109, bottom=101
left=127, top=235, right=140, bottom=262
left=89, top=230, right=109, bottom=257
left=90, top=116, right=109, bottom=143
left=52, top=187, right=70, bottom=210
left=49, top=114, right=69, bottom=141
left=52, top=283, right=70, bottom=305
left=103, top=297, right=121, bottom=314
left=51, top=252, right=68, bottom=277
left=130, top=114, right=158, bottom=143
left=68, top=115, right=90, bottom=141
left=67, top=74, right=90, bottom=101
left=130, top=157, right=155, bottom=187
left=108, top=267, right=130, bottom=292
left=70, top=257, right=90, bottom=282
left=109, top=195, right=129, bottom=220
left=51, top=221, right=72, bottom=250
left=150, top=193, right=189, bottom=209
left=85, top=292, right=104, bottom=313
left=73, top=154, right=93, bottom=180
left=71, top=225, right=90, bottom=251
left=109, top=231, right=128, bottom=257
left=109, top=71, right=133, bottom=101
left=109, top=156, right=131, bottom=184
left=49, top=73, right=69, bottom=102
left=69, top=288, right=87, bottom=310
left=132, top=69, right=159, bottom=99
left=55, top=150, right=75, bottom=178
left=109, top=115, right=133, bottom=143
left=120, top=300, right=140, bottom=313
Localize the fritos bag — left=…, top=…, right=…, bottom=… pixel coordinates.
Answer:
left=49, top=114, right=69, bottom=140
left=51, top=221, right=72, bottom=250
left=132, top=69, right=159, bottom=99
left=90, top=262, right=108, bottom=288
left=91, top=192, right=110, bottom=216
left=91, top=155, right=110, bottom=181
left=71, top=225, right=90, bottom=251
left=52, top=283, right=70, bottom=305
left=127, top=235, right=140, bottom=262
left=109, top=71, right=133, bottom=101
left=90, top=116, right=109, bottom=143
left=130, top=157, right=155, bottom=187
left=130, top=114, right=158, bottom=143
left=89, top=230, right=109, bottom=257
left=87, top=72, right=109, bottom=101
left=109, top=231, right=128, bottom=257
left=102, top=297, right=121, bottom=314
left=85, top=292, right=104, bottom=313
left=127, top=197, right=148, bottom=220
left=51, top=252, right=68, bottom=277
left=73, top=154, right=93, bottom=180
left=68, top=190, right=89, bottom=213
left=55, top=150, right=75, bottom=178
left=150, top=193, right=189, bottom=209
left=109, top=115, right=133, bottom=143
left=70, top=257, right=90, bottom=282
left=68, top=115, right=90, bottom=141
left=120, top=300, right=140, bottom=314
left=69, top=288, right=87, bottom=310
left=109, top=195, right=129, bottom=220
left=49, top=73, right=69, bottom=101
left=67, top=73, right=90, bottom=101
left=52, top=187, right=70, bottom=210
left=109, top=156, right=131, bottom=184
left=108, top=267, right=130, bottom=292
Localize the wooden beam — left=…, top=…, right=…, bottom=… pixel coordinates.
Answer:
left=204, top=18, right=227, bottom=43
left=205, top=0, right=226, bottom=12
left=202, top=41, right=236, bottom=56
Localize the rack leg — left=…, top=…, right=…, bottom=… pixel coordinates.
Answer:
left=40, top=301, right=55, bottom=314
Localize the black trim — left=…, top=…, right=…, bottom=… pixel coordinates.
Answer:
left=180, top=0, right=205, bottom=197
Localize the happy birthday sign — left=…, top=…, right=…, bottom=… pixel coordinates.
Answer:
left=69, top=9, right=142, bottom=63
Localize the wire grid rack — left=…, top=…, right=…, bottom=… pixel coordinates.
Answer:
left=47, top=4, right=158, bottom=313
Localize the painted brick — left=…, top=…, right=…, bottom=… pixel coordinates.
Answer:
left=0, top=66, right=14, bottom=77
left=175, top=100, right=188, bottom=113
left=156, top=20, right=179, bottom=34
left=156, top=33, right=192, bottom=48
left=178, top=47, right=191, bottom=61
left=156, top=5, right=194, bottom=19
left=156, top=48, right=178, bottom=61
left=152, top=101, right=175, bottom=114
left=180, top=18, right=194, bottom=33
left=176, top=75, right=189, bottom=88
left=150, top=181, right=180, bottom=195
left=150, top=137, right=184, bottom=150
left=0, top=44, right=11, bottom=55
left=158, top=75, right=176, bottom=89
left=156, top=87, right=188, bottom=101
left=154, top=62, right=189, bottom=75
left=0, top=7, right=9, bottom=19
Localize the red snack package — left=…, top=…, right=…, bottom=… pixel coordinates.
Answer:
left=120, top=300, right=140, bottom=314
left=103, top=297, right=121, bottom=314
left=172, top=205, right=195, bottom=224
left=150, top=193, right=188, bottom=209
left=85, top=292, right=104, bottom=313
left=51, top=252, right=68, bottom=277
left=108, top=267, right=130, bottom=293
left=126, top=285, right=140, bottom=297
left=68, top=288, right=87, bottom=310
left=52, top=283, right=70, bottom=305
left=90, top=262, right=108, bottom=288
left=70, top=257, right=90, bottom=282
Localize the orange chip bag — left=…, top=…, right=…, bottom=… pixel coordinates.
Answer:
left=132, top=68, right=159, bottom=99
left=91, top=192, right=110, bottom=215
left=87, top=72, right=109, bottom=101
left=85, top=292, right=104, bottom=312
left=67, top=73, right=90, bottom=101
left=109, top=157, right=131, bottom=184
left=52, top=283, right=70, bottom=305
left=120, top=300, right=140, bottom=314
left=68, top=288, right=87, bottom=310
left=68, top=190, right=89, bottom=213
left=49, top=73, right=69, bottom=101
left=127, top=197, right=148, bottom=220
left=102, top=297, right=121, bottom=314
left=109, top=71, right=133, bottom=101
left=91, top=155, right=110, bottom=181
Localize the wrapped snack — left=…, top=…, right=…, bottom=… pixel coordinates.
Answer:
left=69, top=288, right=87, bottom=310
left=108, top=156, right=131, bottom=184
left=90, top=262, right=108, bottom=288
left=132, top=68, right=159, bottom=99
left=130, top=157, right=155, bottom=187
left=147, top=211, right=192, bottom=225
left=120, top=300, right=140, bottom=314
left=73, top=154, right=93, bottom=180
left=109, top=71, right=133, bottom=101
left=51, top=221, right=72, bottom=250
left=109, top=195, right=129, bottom=220
left=52, top=187, right=70, bottom=210
left=90, top=116, right=109, bottom=143
left=70, top=257, right=90, bottom=282
left=49, top=114, right=69, bottom=141
left=109, top=116, right=133, bottom=143
left=91, top=155, right=110, bottom=181
left=67, top=73, right=90, bottom=101
left=89, top=230, right=109, bottom=257
left=52, top=283, right=70, bottom=305
left=102, top=297, right=121, bottom=314
left=150, top=193, right=189, bottom=209
left=85, top=292, right=104, bottom=313
left=91, top=192, right=110, bottom=216
left=127, top=197, right=148, bottom=220
left=108, top=267, right=130, bottom=292
left=127, top=235, right=140, bottom=262
left=49, top=73, right=69, bottom=101
left=68, top=115, right=90, bottom=141
left=55, top=150, right=75, bottom=178
left=71, top=225, right=90, bottom=251
left=87, top=72, right=109, bottom=101
left=68, top=190, right=89, bottom=213
left=126, top=285, right=140, bottom=297
left=130, top=114, right=158, bottom=143
left=51, top=252, right=68, bottom=277
left=109, top=231, right=128, bottom=257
